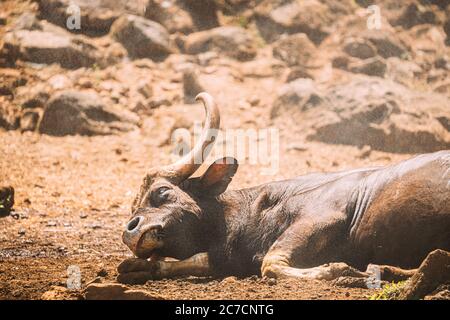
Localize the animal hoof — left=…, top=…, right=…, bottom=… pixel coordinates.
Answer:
left=117, top=258, right=162, bottom=284
left=117, top=258, right=153, bottom=273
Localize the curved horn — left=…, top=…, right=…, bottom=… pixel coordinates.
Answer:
left=161, top=92, right=220, bottom=182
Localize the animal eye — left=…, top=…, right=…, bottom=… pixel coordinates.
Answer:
left=151, top=186, right=170, bottom=207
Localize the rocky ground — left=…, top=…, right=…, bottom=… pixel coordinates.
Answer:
left=0, top=0, right=449, bottom=300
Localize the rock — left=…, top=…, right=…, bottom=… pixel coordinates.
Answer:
left=141, top=111, right=192, bottom=147
left=20, top=109, right=40, bottom=132
left=391, top=3, right=438, bottom=29
left=366, top=33, right=408, bottom=59
left=84, top=283, right=164, bottom=300
left=179, top=0, right=219, bottom=30
left=273, top=77, right=450, bottom=153
left=0, top=69, right=27, bottom=96
left=424, top=285, right=450, bottom=300
left=445, top=19, right=450, bottom=45
left=182, top=68, right=205, bottom=103
left=398, top=249, right=450, bottom=300
left=386, top=57, right=422, bottom=86
left=39, top=90, right=139, bottom=136
left=271, top=79, right=325, bottom=118
left=2, top=29, right=99, bottom=69
left=343, top=39, right=376, bottom=59
left=145, top=0, right=194, bottom=34
left=184, top=26, right=256, bottom=61
left=221, top=276, right=237, bottom=284
left=272, top=33, right=318, bottom=68
left=110, top=14, right=173, bottom=61
left=36, top=0, right=138, bottom=36
left=348, top=56, right=387, bottom=77
left=41, top=286, right=76, bottom=300
left=0, top=186, right=14, bottom=218
left=254, top=0, right=334, bottom=44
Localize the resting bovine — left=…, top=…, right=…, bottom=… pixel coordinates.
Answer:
left=119, top=93, right=450, bottom=284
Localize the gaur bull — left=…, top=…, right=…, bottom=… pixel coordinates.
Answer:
left=118, top=92, right=450, bottom=284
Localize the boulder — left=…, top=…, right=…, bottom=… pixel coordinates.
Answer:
left=39, top=90, right=139, bottom=136
left=272, top=33, right=318, bottom=68
left=110, top=14, right=173, bottom=60
left=178, top=0, right=219, bottom=31
left=2, top=29, right=99, bottom=69
left=0, top=186, right=14, bottom=218
left=36, top=0, right=141, bottom=36
left=343, top=39, right=376, bottom=60
left=184, top=26, right=256, bottom=61
left=254, top=0, right=336, bottom=44
left=365, top=33, right=408, bottom=59
left=391, top=3, right=439, bottom=29
left=272, top=77, right=450, bottom=153
left=271, top=79, right=325, bottom=118
left=145, top=0, right=194, bottom=34
left=348, top=56, right=387, bottom=77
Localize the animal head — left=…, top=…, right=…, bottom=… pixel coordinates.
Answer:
left=122, top=93, right=238, bottom=260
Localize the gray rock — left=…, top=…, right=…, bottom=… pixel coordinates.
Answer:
left=184, top=26, right=256, bottom=61
left=391, top=3, right=438, bottom=29
left=272, top=77, right=450, bottom=153
left=271, top=79, right=325, bottom=118
left=348, top=57, right=387, bottom=77
left=366, top=33, right=408, bottom=59
left=145, top=0, right=194, bottom=34
left=36, top=0, right=136, bottom=36
left=2, top=29, right=99, bottom=68
left=272, top=33, right=318, bottom=67
left=110, top=14, right=173, bottom=60
left=182, top=68, right=205, bottom=103
left=343, top=39, right=376, bottom=59
left=254, top=0, right=335, bottom=44
left=39, top=90, right=139, bottom=136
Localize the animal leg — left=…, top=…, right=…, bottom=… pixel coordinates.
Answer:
left=261, top=216, right=367, bottom=280
left=117, top=252, right=210, bottom=284
left=365, top=264, right=417, bottom=282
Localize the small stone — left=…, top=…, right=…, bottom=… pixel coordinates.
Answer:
left=79, top=213, right=88, bottom=219
left=97, top=268, right=108, bottom=277
left=47, top=220, right=57, bottom=227
left=18, top=228, right=26, bottom=236
left=267, top=278, right=277, bottom=286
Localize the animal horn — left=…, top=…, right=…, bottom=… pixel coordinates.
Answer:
left=161, top=92, right=220, bottom=182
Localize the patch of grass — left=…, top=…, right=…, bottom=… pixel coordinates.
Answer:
left=369, top=281, right=407, bottom=300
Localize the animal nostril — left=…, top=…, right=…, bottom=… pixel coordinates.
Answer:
left=127, top=216, right=141, bottom=232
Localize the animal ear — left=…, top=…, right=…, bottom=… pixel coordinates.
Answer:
left=199, top=157, right=238, bottom=195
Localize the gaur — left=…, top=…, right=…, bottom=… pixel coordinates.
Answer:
left=119, top=93, right=450, bottom=284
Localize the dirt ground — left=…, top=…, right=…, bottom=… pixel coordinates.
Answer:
left=1, top=0, right=449, bottom=300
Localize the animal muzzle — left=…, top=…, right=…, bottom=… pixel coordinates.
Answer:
left=122, top=215, right=164, bottom=258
